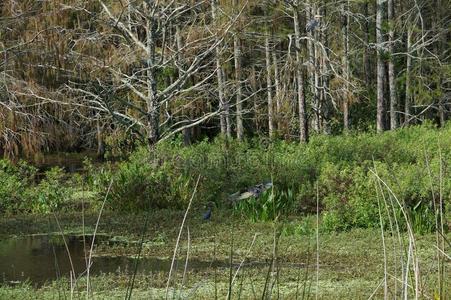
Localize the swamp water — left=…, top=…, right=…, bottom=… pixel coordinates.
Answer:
left=0, top=235, right=216, bottom=287
left=31, top=152, right=104, bottom=180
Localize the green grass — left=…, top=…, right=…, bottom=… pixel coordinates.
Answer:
left=1, top=211, right=449, bottom=299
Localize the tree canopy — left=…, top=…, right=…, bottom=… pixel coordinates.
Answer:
left=1, top=0, right=449, bottom=158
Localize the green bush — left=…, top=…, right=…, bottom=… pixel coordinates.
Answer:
left=92, top=147, right=194, bottom=211
left=4, top=124, right=445, bottom=233
left=0, top=169, right=27, bottom=214
left=318, top=156, right=448, bottom=233
left=155, top=137, right=274, bottom=205
left=0, top=160, right=74, bottom=215
left=84, top=124, right=449, bottom=233
left=318, top=163, right=379, bottom=231
left=26, top=167, right=71, bottom=214
left=0, top=160, right=36, bottom=214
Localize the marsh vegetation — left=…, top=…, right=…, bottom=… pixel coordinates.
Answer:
left=0, top=125, right=449, bottom=299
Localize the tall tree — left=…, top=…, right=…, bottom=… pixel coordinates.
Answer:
left=265, top=34, right=274, bottom=138
left=212, top=0, right=230, bottom=137
left=306, top=2, right=320, bottom=132
left=1, top=0, right=449, bottom=157
left=77, top=1, right=240, bottom=147
left=434, top=0, right=448, bottom=127
left=388, top=0, right=398, bottom=129
left=362, top=1, right=372, bottom=85
left=404, top=25, right=412, bottom=125
left=293, top=1, right=308, bottom=142
left=320, top=1, right=331, bottom=134
left=175, top=24, right=191, bottom=145
left=234, top=0, right=244, bottom=140
left=273, top=44, right=282, bottom=130
left=342, top=0, right=350, bottom=131
left=376, top=0, right=386, bottom=132
left=250, top=65, right=261, bottom=134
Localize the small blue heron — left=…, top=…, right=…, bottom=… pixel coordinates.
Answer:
left=306, top=15, right=322, bottom=33
left=202, top=202, right=214, bottom=221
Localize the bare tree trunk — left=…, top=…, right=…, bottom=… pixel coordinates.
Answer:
left=176, top=25, right=191, bottom=145
left=314, top=8, right=321, bottom=132
left=306, top=4, right=314, bottom=118
left=234, top=34, right=244, bottom=140
left=306, top=3, right=320, bottom=132
left=211, top=0, right=228, bottom=136
left=388, top=0, right=398, bottom=129
left=250, top=65, right=260, bottom=134
left=294, top=2, right=308, bottom=143
left=405, top=26, right=412, bottom=125
left=127, top=0, right=133, bottom=32
left=320, top=2, right=331, bottom=134
left=273, top=45, right=281, bottom=130
left=363, top=1, right=371, bottom=84
left=342, top=1, right=350, bottom=131
left=438, top=100, right=446, bottom=126
left=145, top=8, right=159, bottom=146
left=222, top=69, right=232, bottom=137
left=376, top=0, right=385, bottom=132
left=96, top=115, right=105, bottom=158
left=265, top=34, right=274, bottom=138
left=435, top=0, right=446, bottom=127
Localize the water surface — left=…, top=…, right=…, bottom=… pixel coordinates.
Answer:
left=0, top=235, right=216, bottom=287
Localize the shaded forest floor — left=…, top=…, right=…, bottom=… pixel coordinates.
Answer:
left=1, top=211, right=449, bottom=299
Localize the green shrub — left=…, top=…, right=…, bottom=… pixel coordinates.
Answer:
left=317, top=155, right=449, bottom=233
left=92, top=147, right=194, bottom=211
left=32, top=124, right=448, bottom=233
left=0, top=170, right=27, bottom=214
left=0, top=160, right=73, bottom=214
left=0, top=160, right=36, bottom=214
left=30, top=167, right=71, bottom=214
left=318, top=163, right=379, bottom=231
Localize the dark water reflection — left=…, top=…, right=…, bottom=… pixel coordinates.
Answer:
left=0, top=235, right=215, bottom=287
left=31, top=152, right=100, bottom=173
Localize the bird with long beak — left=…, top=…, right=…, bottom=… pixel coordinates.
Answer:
left=306, top=15, right=322, bottom=33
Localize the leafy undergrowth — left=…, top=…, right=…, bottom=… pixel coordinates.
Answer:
left=1, top=124, right=450, bottom=233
